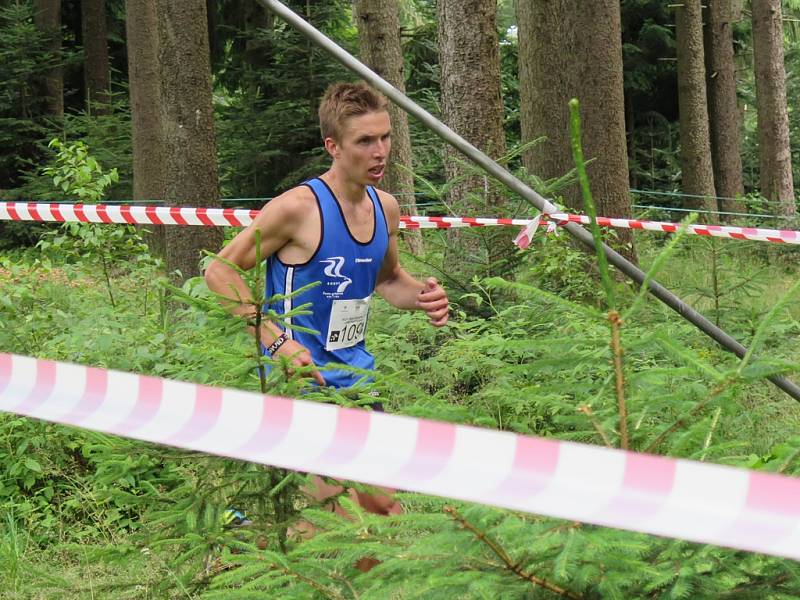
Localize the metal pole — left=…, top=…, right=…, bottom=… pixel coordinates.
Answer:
left=256, top=0, right=800, bottom=403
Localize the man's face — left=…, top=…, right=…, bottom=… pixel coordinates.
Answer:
left=325, top=110, right=392, bottom=186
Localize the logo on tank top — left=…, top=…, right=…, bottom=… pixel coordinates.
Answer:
left=320, top=256, right=352, bottom=297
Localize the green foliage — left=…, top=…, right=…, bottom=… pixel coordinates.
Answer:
left=34, top=138, right=148, bottom=308
left=42, top=139, right=118, bottom=201
left=3, top=1, right=800, bottom=596
left=0, top=2, right=62, bottom=187
left=214, top=0, right=357, bottom=198
left=3, top=225, right=800, bottom=597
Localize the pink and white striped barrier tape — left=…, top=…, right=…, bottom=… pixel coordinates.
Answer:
left=2, top=201, right=800, bottom=245
left=2, top=352, right=799, bottom=559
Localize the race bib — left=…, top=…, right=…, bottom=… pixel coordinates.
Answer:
left=325, top=295, right=371, bottom=351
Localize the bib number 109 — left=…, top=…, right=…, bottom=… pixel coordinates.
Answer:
left=326, top=296, right=371, bottom=351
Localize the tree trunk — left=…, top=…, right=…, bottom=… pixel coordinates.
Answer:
left=574, top=2, right=636, bottom=262
left=353, top=0, right=422, bottom=255
left=82, top=0, right=110, bottom=114
left=752, top=0, right=796, bottom=218
left=126, top=0, right=166, bottom=255
left=33, top=0, right=63, bottom=117
left=705, top=0, right=745, bottom=217
left=675, top=0, right=717, bottom=213
left=438, top=0, right=509, bottom=276
left=517, top=0, right=637, bottom=263
left=517, top=0, right=574, bottom=199
left=156, top=0, right=223, bottom=281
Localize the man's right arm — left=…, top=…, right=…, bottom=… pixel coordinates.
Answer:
left=204, top=190, right=325, bottom=385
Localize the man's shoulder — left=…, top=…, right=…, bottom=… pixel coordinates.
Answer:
left=262, top=184, right=316, bottom=218
left=373, top=188, right=400, bottom=224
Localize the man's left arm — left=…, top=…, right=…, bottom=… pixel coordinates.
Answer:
left=374, top=192, right=449, bottom=327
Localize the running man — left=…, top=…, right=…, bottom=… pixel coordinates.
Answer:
left=204, top=81, right=449, bottom=521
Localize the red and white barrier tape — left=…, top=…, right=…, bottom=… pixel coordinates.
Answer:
left=2, top=201, right=800, bottom=245
left=1, top=352, right=799, bottom=559
left=513, top=212, right=800, bottom=248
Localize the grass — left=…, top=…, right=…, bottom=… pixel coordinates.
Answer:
left=0, top=542, right=167, bottom=599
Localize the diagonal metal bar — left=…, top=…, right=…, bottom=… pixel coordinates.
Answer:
left=256, top=0, right=800, bottom=403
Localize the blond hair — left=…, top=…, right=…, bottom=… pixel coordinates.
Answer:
left=318, top=81, right=389, bottom=142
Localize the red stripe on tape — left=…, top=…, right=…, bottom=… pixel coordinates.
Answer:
left=238, top=395, right=294, bottom=455
left=28, top=204, right=43, bottom=223
left=0, top=354, right=10, bottom=395
left=116, top=376, right=163, bottom=434
left=49, top=203, right=65, bottom=222
left=73, top=204, right=88, bottom=223
left=623, top=452, right=676, bottom=494
left=65, top=367, right=108, bottom=423
left=145, top=205, right=163, bottom=225
left=222, top=208, right=240, bottom=227
left=318, top=408, right=371, bottom=466
left=195, top=208, right=214, bottom=227
left=7, top=204, right=20, bottom=221
left=494, top=436, right=560, bottom=499
left=170, top=386, right=223, bottom=445
left=169, top=207, right=188, bottom=226
left=395, top=420, right=457, bottom=480
left=17, top=360, right=57, bottom=413
left=747, top=472, right=800, bottom=516
left=604, top=453, right=678, bottom=520
left=119, top=205, right=138, bottom=225
left=96, top=205, right=114, bottom=224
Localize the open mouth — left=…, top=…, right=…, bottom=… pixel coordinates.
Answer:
left=368, top=165, right=385, bottom=178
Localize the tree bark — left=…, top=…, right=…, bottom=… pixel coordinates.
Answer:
left=517, top=0, right=637, bottom=263
left=353, top=0, right=422, bottom=254
left=33, top=0, right=63, bottom=117
left=705, top=0, right=745, bottom=217
left=438, top=0, right=509, bottom=275
left=752, top=0, right=796, bottom=218
left=517, top=0, right=574, bottom=199
left=126, top=0, right=167, bottom=255
left=156, top=0, right=223, bottom=280
left=82, top=0, right=111, bottom=114
left=675, top=0, right=717, bottom=213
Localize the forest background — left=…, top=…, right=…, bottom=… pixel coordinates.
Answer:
left=2, top=0, right=800, bottom=598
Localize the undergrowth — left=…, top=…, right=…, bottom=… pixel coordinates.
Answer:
left=2, top=131, right=800, bottom=598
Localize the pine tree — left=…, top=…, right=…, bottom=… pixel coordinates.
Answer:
left=752, top=0, right=796, bottom=218
left=675, top=0, right=718, bottom=213
left=126, top=0, right=167, bottom=255
left=155, top=0, right=223, bottom=280
left=353, top=0, right=423, bottom=255
left=705, top=0, right=746, bottom=216
left=81, top=0, right=111, bottom=115
left=33, top=0, right=63, bottom=117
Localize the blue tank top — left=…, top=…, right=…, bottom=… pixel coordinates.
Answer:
left=263, top=177, right=389, bottom=388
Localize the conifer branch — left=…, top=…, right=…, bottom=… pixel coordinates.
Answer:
left=444, top=506, right=583, bottom=599
left=644, top=380, right=730, bottom=454
left=578, top=405, right=613, bottom=448
left=255, top=555, right=347, bottom=600
left=608, top=310, right=628, bottom=449
left=779, top=448, right=800, bottom=474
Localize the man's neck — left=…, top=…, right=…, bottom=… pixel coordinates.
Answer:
left=320, top=169, right=367, bottom=207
